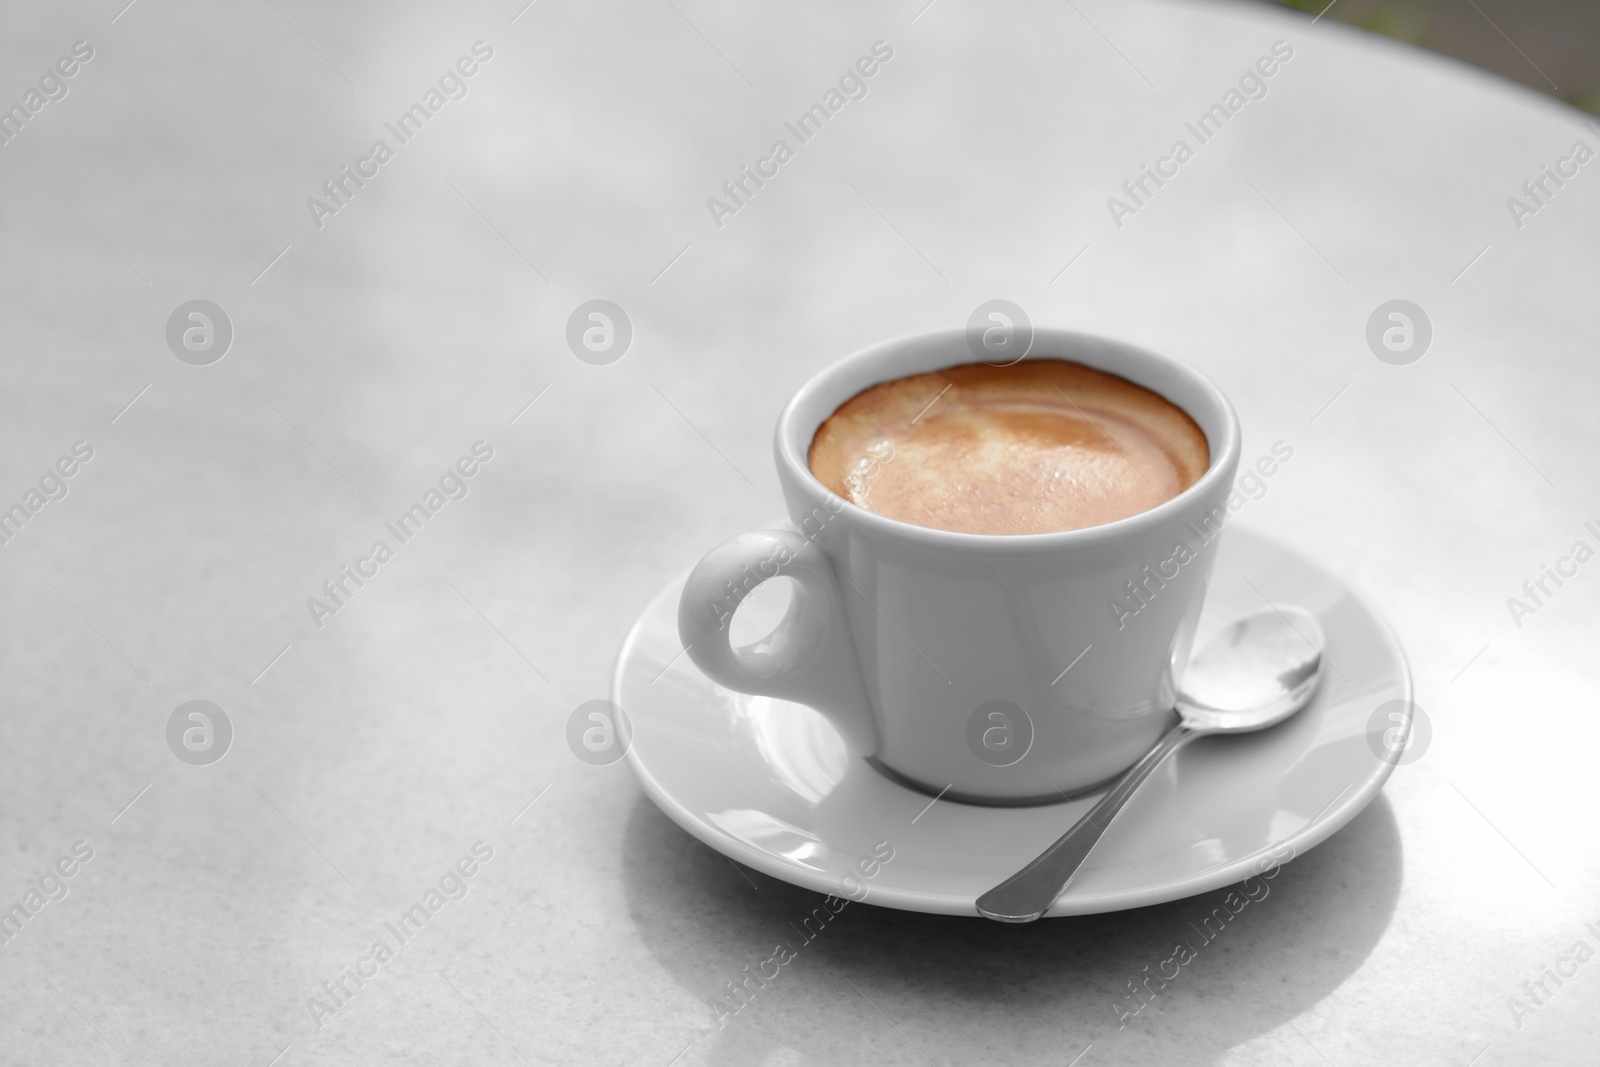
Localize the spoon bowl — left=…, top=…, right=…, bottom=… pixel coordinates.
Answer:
left=1176, top=606, right=1325, bottom=732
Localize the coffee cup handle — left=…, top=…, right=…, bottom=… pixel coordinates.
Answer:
left=677, top=529, right=879, bottom=756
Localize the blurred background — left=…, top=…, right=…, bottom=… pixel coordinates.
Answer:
left=1262, top=0, right=1600, bottom=113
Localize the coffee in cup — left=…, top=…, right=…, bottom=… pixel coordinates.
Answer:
left=807, top=359, right=1209, bottom=535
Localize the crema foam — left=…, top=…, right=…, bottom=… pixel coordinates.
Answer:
left=808, top=359, right=1208, bottom=536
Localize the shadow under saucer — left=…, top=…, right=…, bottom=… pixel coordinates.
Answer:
left=620, top=787, right=1404, bottom=1067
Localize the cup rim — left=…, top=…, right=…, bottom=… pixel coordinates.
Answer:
left=773, top=327, right=1243, bottom=553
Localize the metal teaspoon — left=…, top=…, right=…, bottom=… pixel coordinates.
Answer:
left=975, top=605, right=1326, bottom=923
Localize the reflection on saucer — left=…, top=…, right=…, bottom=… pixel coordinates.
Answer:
left=746, top=696, right=850, bottom=808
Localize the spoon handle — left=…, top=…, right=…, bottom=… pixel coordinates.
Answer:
left=975, top=722, right=1199, bottom=922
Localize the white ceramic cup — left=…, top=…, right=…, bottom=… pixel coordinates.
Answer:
left=678, top=329, right=1241, bottom=804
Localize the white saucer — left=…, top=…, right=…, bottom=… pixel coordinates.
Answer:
left=616, top=525, right=1410, bottom=917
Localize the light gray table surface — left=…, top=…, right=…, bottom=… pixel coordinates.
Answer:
left=1, top=0, right=1596, bottom=1064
